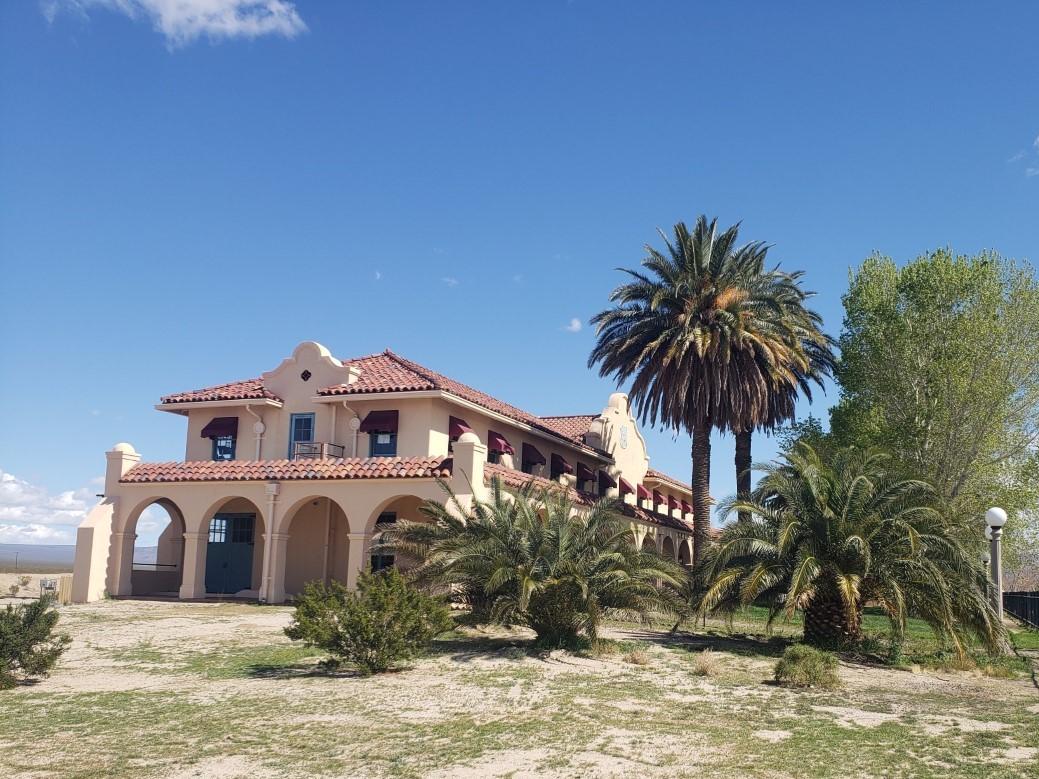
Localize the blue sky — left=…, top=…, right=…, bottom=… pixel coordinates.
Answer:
left=1, top=1, right=1036, bottom=546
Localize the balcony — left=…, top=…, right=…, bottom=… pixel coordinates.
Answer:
left=293, top=441, right=346, bottom=460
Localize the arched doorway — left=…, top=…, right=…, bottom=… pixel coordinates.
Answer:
left=365, top=495, right=430, bottom=573
left=678, top=538, right=692, bottom=567
left=661, top=536, right=676, bottom=561
left=283, top=496, right=350, bottom=597
left=641, top=533, right=657, bottom=553
left=202, top=497, right=266, bottom=596
left=120, top=497, right=186, bottom=597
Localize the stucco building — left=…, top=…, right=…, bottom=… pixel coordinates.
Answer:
left=72, top=341, right=699, bottom=604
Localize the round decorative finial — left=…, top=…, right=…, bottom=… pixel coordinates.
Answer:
left=985, top=507, right=1007, bottom=529
left=458, top=431, right=480, bottom=445
left=111, top=442, right=137, bottom=455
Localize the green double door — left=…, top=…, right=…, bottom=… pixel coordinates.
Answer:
left=205, top=513, right=256, bottom=594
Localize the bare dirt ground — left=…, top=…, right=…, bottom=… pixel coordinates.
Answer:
left=0, top=571, right=69, bottom=604
left=2, top=599, right=1037, bottom=779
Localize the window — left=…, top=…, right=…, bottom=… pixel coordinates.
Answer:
left=212, top=435, right=236, bottom=461
left=288, top=413, right=315, bottom=458
left=371, top=512, right=396, bottom=571
left=208, top=517, right=227, bottom=544
left=369, top=431, right=397, bottom=457
left=488, top=450, right=501, bottom=465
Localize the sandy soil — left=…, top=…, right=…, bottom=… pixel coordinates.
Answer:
left=3, top=599, right=1037, bottom=779
left=0, top=571, right=70, bottom=604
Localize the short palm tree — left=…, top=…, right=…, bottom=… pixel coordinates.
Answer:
left=698, top=443, right=1005, bottom=653
left=380, top=479, right=686, bottom=648
left=589, top=215, right=820, bottom=559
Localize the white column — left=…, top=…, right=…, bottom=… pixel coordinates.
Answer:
left=179, top=531, right=208, bottom=599
left=265, top=533, right=291, bottom=604
left=346, top=532, right=369, bottom=589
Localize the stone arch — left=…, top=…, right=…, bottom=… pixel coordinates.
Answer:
left=641, top=532, right=657, bottom=553
left=678, top=537, right=692, bottom=566
left=364, top=493, right=435, bottom=573
left=114, top=496, right=187, bottom=597
left=281, top=495, right=351, bottom=596
left=661, top=535, right=676, bottom=561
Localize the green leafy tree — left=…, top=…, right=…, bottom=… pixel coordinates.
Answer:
left=832, top=249, right=1039, bottom=558
left=1, top=596, right=71, bottom=690
left=381, top=480, right=686, bottom=649
left=284, top=569, right=453, bottom=675
left=589, top=215, right=831, bottom=558
left=698, top=443, right=1005, bottom=653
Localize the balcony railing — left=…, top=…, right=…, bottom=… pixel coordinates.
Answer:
left=293, top=441, right=346, bottom=460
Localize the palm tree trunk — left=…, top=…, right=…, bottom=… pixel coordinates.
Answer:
left=735, top=429, right=752, bottom=523
left=803, top=591, right=863, bottom=648
left=691, top=421, right=712, bottom=563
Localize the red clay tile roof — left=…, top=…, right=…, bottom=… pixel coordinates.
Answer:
left=644, top=468, right=693, bottom=494
left=536, top=414, right=598, bottom=443
left=322, top=351, right=607, bottom=454
left=120, top=456, right=453, bottom=483
left=483, top=462, right=598, bottom=506
left=160, top=377, right=279, bottom=405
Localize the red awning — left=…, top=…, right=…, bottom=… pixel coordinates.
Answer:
left=636, top=484, right=651, bottom=500
left=598, top=470, right=617, bottom=491
left=550, top=453, right=573, bottom=475
left=576, top=463, right=595, bottom=483
left=667, top=494, right=680, bottom=510
left=652, top=489, right=665, bottom=505
left=681, top=500, right=693, bottom=514
left=619, top=477, right=634, bottom=496
left=522, top=442, right=546, bottom=466
left=449, top=416, right=473, bottom=438
left=360, top=410, right=399, bottom=433
left=487, top=430, right=515, bottom=455
left=200, top=416, right=238, bottom=439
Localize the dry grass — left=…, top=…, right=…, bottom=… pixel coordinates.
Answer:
left=2, top=599, right=1037, bottom=779
left=690, top=648, right=719, bottom=677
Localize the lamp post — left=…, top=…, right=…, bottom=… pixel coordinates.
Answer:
left=986, top=507, right=1007, bottom=621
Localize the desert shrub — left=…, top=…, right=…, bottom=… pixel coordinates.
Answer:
left=18, top=576, right=31, bottom=588
left=691, top=648, right=719, bottom=677
left=0, top=596, right=71, bottom=690
left=7, top=585, right=18, bottom=597
left=623, top=644, right=650, bottom=665
left=284, top=570, right=453, bottom=675
left=774, top=644, right=840, bottom=689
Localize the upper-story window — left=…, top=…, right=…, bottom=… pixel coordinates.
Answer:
left=521, top=443, right=546, bottom=475
left=487, top=430, right=514, bottom=466
left=212, top=436, right=236, bottom=461
left=448, top=416, right=472, bottom=454
left=288, top=413, right=315, bottom=459
left=201, top=417, right=238, bottom=462
left=360, top=410, right=399, bottom=458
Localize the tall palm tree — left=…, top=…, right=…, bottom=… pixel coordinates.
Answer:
left=698, top=443, right=1005, bottom=652
left=734, top=297, right=835, bottom=523
left=589, top=215, right=817, bottom=560
left=380, top=479, right=686, bottom=648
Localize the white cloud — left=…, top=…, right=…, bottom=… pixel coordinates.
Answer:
left=1034, top=134, right=1039, bottom=151
left=0, top=469, right=98, bottom=545
left=1008, top=151, right=1026, bottom=163
left=374, top=271, right=382, bottom=281
left=441, top=277, right=459, bottom=287
left=42, top=0, right=307, bottom=47
left=1027, top=168, right=1039, bottom=178
left=565, top=317, right=582, bottom=333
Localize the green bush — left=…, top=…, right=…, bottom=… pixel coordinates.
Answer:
left=773, top=644, right=840, bottom=689
left=284, top=570, right=453, bottom=675
left=0, top=596, right=71, bottom=690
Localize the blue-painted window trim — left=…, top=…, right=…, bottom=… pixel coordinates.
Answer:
left=288, top=412, right=316, bottom=458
